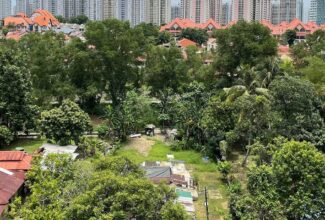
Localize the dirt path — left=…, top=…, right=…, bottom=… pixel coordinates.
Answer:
left=124, top=136, right=155, bottom=156
left=124, top=134, right=166, bottom=156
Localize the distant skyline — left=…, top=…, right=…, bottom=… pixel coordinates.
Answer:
left=10, top=0, right=312, bottom=22
left=304, top=0, right=311, bottom=22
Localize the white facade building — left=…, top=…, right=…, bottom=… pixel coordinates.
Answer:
left=85, top=0, right=102, bottom=20
left=0, top=0, right=12, bottom=19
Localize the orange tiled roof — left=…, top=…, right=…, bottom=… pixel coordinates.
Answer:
left=178, top=38, right=197, bottom=48
left=4, top=16, right=32, bottom=27
left=31, top=9, right=60, bottom=27
left=161, top=18, right=325, bottom=38
left=5, top=30, right=28, bottom=41
left=4, top=9, right=59, bottom=28
left=0, top=151, right=32, bottom=171
left=199, top=18, right=222, bottom=30
left=160, top=18, right=222, bottom=32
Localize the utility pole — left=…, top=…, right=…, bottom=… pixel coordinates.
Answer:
left=204, top=187, right=209, bottom=220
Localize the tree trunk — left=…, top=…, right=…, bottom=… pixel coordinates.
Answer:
left=242, top=139, right=251, bottom=167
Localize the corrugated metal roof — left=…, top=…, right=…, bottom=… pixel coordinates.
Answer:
left=0, top=152, right=32, bottom=171
left=0, top=151, right=25, bottom=161
left=41, top=143, right=79, bottom=160
left=144, top=166, right=171, bottom=179
left=0, top=168, right=24, bottom=215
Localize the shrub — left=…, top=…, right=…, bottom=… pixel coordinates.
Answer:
left=96, top=124, right=109, bottom=139
left=0, top=126, right=13, bottom=147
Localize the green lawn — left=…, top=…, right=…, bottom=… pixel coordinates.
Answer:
left=2, top=139, right=45, bottom=154
left=117, top=140, right=231, bottom=220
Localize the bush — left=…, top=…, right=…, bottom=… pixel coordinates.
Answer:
left=217, top=161, right=232, bottom=182
left=0, top=126, right=13, bottom=147
left=77, top=137, right=108, bottom=158
left=96, top=124, right=109, bottom=139
left=228, top=180, right=242, bottom=194
left=170, top=140, right=186, bottom=151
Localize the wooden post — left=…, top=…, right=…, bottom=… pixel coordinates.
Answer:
left=205, top=187, right=209, bottom=220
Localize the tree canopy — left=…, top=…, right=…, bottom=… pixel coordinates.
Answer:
left=40, top=100, right=92, bottom=145
left=180, top=28, right=209, bottom=45
left=231, top=140, right=325, bottom=220
left=0, top=42, right=37, bottom=136
left=213, top=21, right=277, bottom=75
left=10, top=155, right=189, bottom=220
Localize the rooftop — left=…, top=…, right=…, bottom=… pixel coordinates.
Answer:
left=41, top=143, right=79, bottom=160
left=161, top=18, right=325, bottom=36
left=178, top=38, right=197, bottom=48
left=142, top=166, right=172, bottom=184
left=0, top=168, right=24, bottom=216
left=4, top=9, right=59, bottom=28
left=0, top=151, right=32, bottom=171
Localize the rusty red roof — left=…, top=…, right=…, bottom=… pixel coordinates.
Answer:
left=0, top=151, right=32, bottom=171
left=0, top=168, right=24, bottom=216
left=0, top=151, right=25, bottom=161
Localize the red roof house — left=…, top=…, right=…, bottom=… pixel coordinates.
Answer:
left=161, top=18, right=325, bottom=42
left=4, top=16, right=33, bottom=27
left=198, top=18, right=222, bottom=31
left=31, top=9, right=60, bottom=27
left=160, top=18, right=222, bottom=34
left=0, top=168, right=24, bottom=216
left=3, top=9, right=59, bottom=33
left=178, top=38, right=197, bottom=48
left=160, top=18, right=198, bottom=34
left=0, top=151, right=32, bottom=172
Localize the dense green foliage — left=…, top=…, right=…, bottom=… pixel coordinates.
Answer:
left=283, top=29, right=297, bottom=46
left=213, top=21, right=277, bottom=75
left=0, top=125, right=13, bottom=146
left=0, top=42, right=37, bottom=139
left=180, top=28, right=209, bottom=44
left=40, top=100, right=92, bottom=145
left=9, top=154, right=188, bottom=219
left=56, top=15, right=89, bottom=24
left=230, top=140, right=325, bottom=220
left=106, top=89, right=157, bottom=141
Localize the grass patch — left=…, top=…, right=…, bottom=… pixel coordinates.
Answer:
left=2, top=139, right=45, bottom=154
left=116, top=148, right=146, bottom=163
left=116, top=139, right=230, bottom=220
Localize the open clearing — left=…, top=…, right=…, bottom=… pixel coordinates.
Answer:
left=124, top=136, right=155, bottom=156
left=117, top=137, right=234, bottom=220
